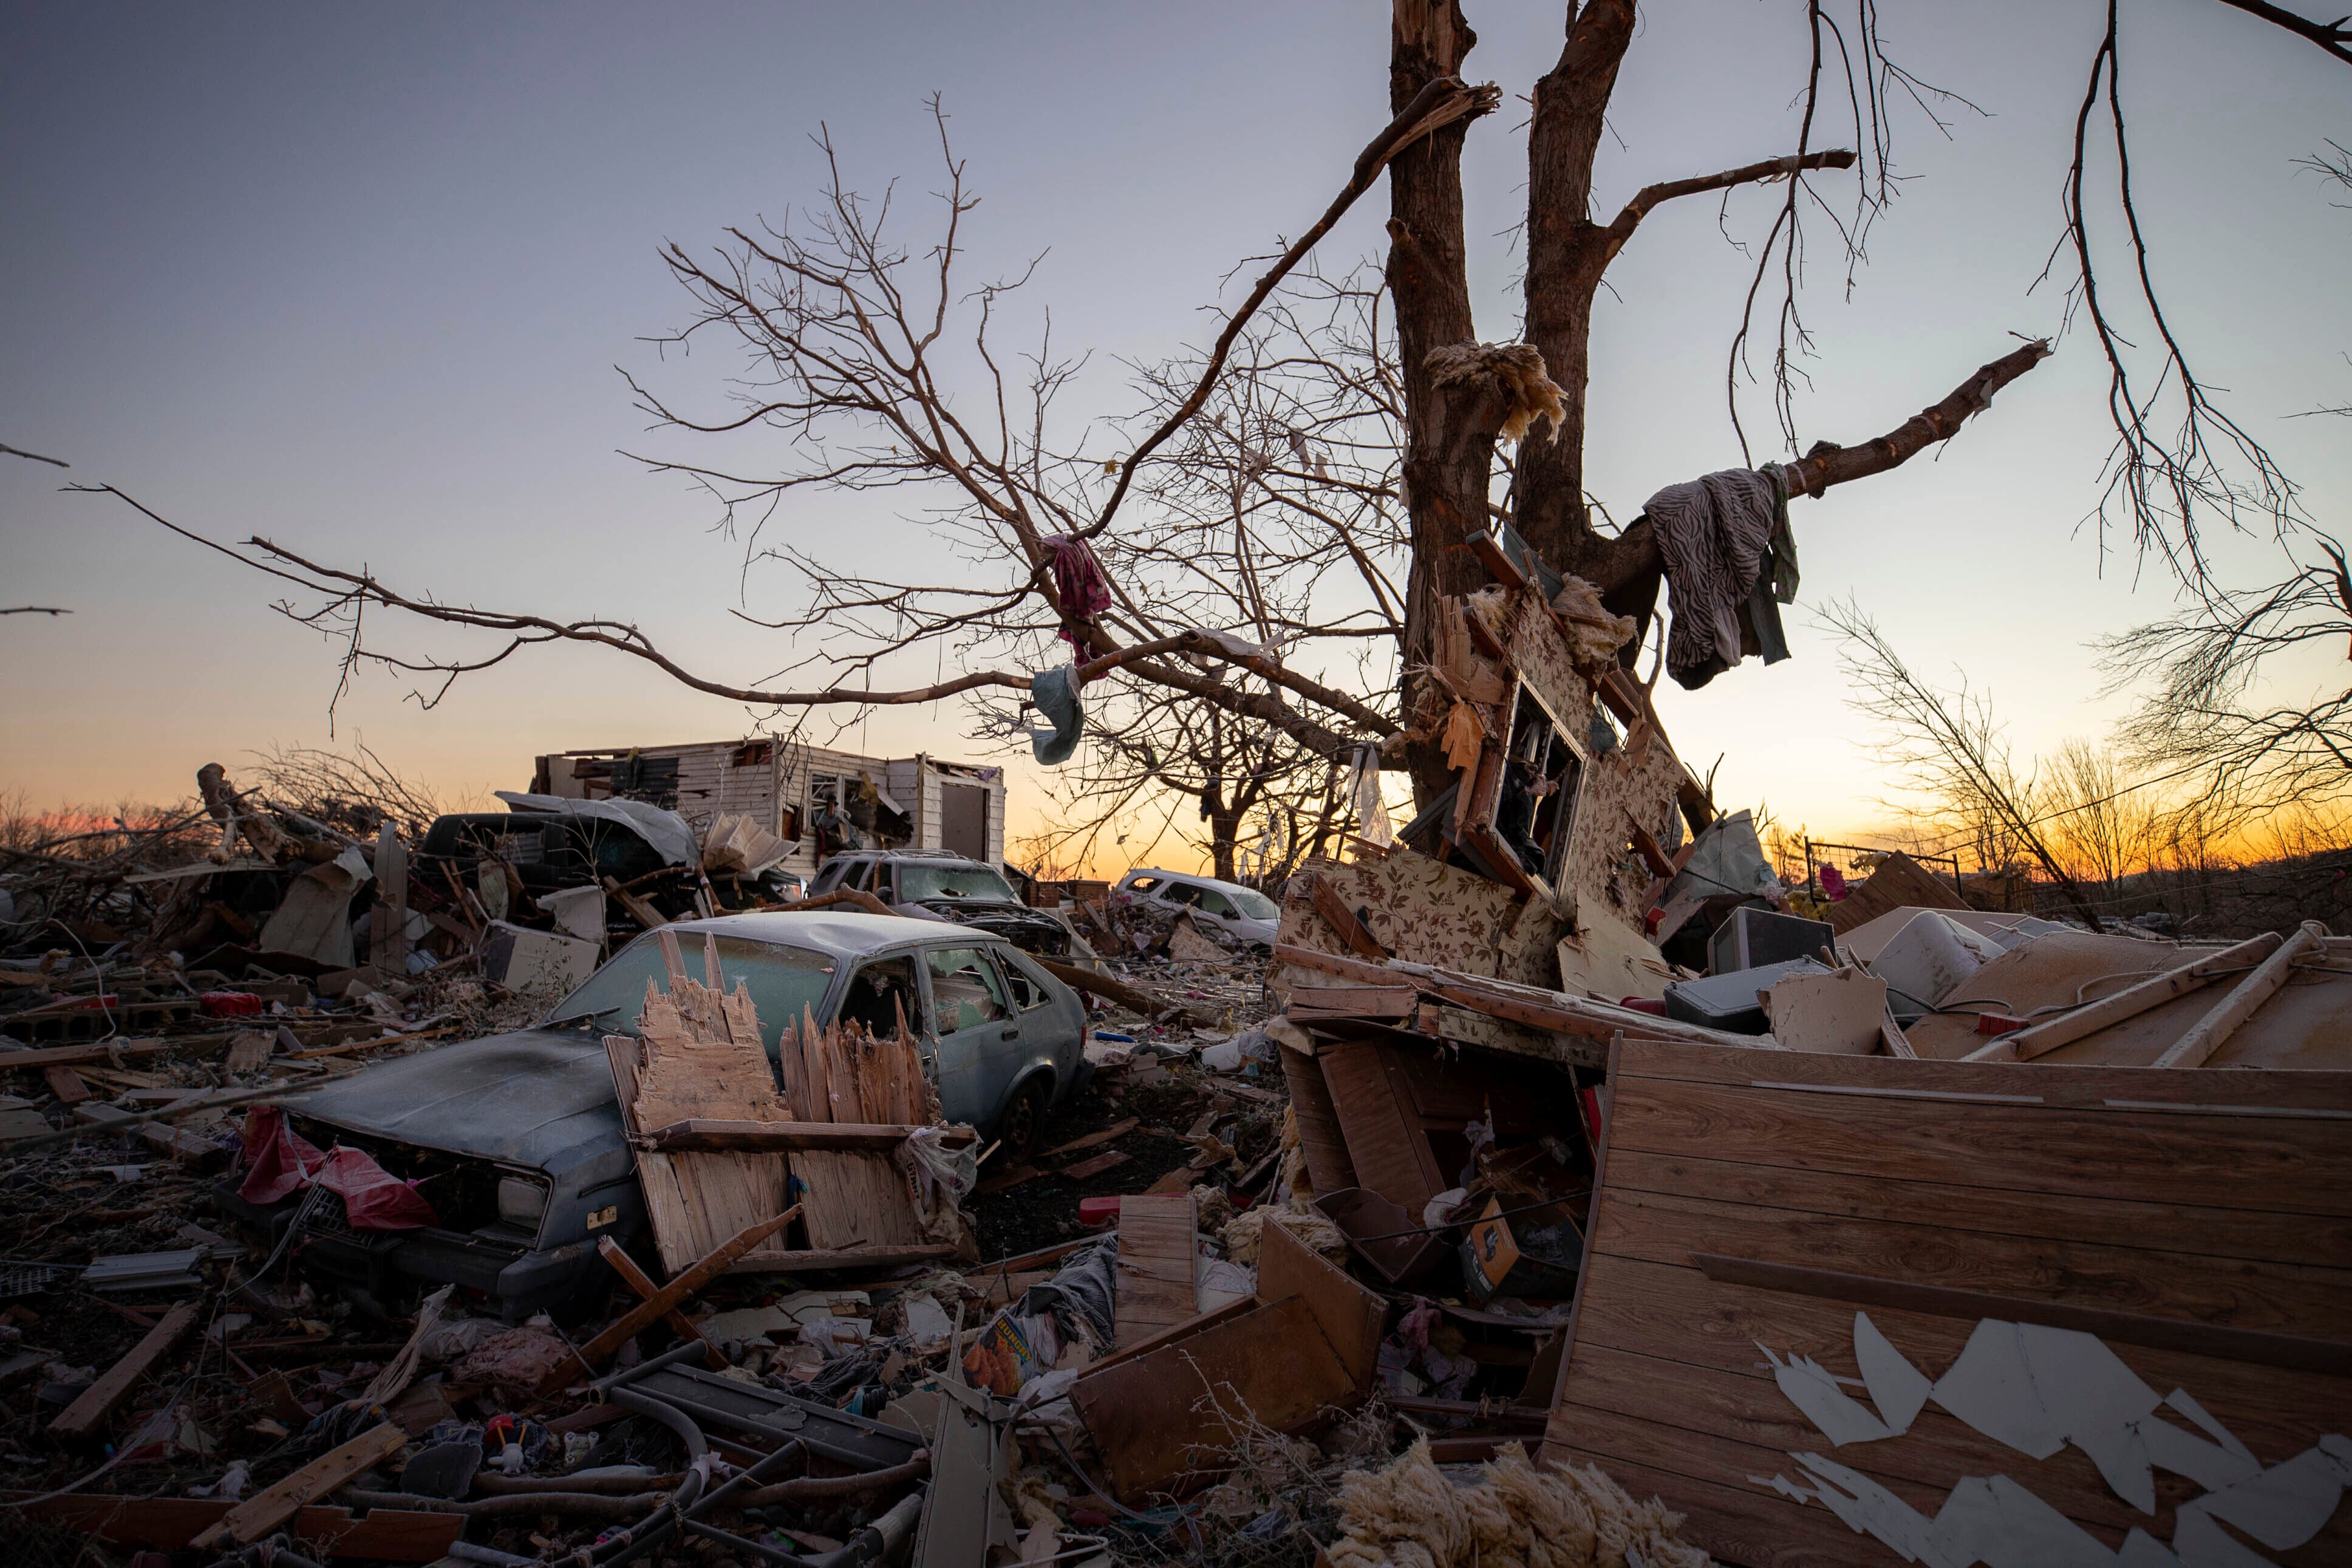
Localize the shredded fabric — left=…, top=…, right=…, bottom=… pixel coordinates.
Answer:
left=1426, top=343, right=1568, bottom=444
left=1222, top=1202, right=1349, bottom=1267
left=1043, top=533, right=1112, bottom=659
left=1643, top=467, right=1799, bottom=690
left=1548, top=574, right=1638, bottom=669
left=1323, top=1437, right=1714, bottom=1568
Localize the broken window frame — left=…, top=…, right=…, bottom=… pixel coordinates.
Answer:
left=1459, top=672, right=1589, bottom=911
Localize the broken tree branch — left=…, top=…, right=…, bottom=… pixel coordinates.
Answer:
left=2210, top=0, right=2352, bottom=64
left=1081, top=71, right=1499, bottom=541
left=1777, top=339, right=2053, bottom=499
left=1600, top=148, right=1859, bottom=264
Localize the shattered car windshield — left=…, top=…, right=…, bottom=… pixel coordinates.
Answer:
left=546, top=933, right=836, bottom=1052
left=899, top=863, right=1017, bottom=902
left=1231, top=888, right=1280, bottom=920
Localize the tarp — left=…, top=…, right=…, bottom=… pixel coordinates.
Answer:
left=493, top=791, right=698, bottom=868
left=238, top=1105, right=440, bottom=1230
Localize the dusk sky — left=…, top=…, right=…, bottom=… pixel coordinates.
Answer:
left=4, top=2, right=2345, bottom=869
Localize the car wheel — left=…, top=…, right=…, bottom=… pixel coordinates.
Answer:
left=996, top=1078, right=1050, bottom=1162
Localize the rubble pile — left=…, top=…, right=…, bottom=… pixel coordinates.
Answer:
left=4, top=542, right=2348, bottom=1568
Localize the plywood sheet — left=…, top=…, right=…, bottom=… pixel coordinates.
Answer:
left=1113, top=1191, right=1199, bottom=1348
left=1824, top=850, right=1967, bottom=935
left=1072, top=1294, right=1352, bottom=1504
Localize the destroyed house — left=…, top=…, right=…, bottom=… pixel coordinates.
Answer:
left=531, top=740, right=1007, bottom=874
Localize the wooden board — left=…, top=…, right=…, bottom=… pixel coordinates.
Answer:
left=794, top=1148, right=924, bottom=1251
left=191, top=1422, right=410, bottom=1548
left=1539, top=1037, right=2352, bottom=1567
left=1256, top=1216, right=1385, bottom=1392
left=50, top=1300, right=199, bottom=1439
left=1113, top=1191, right=1198, bottom=1348
left=1314, top=1038, right=1447, bottom=1214
left=1072, top=1294, right=1354, bottom=1504
left=1278, top=1043, right=1356, bottom=1199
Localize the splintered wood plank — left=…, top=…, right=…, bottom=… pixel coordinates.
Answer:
left=50, top=1300, right=199, bottom=1439
left=1278, top=1046, right=1355, bottom=1199
left=190, top=1422, right=409, bottom=1548
left=650, top=1150, right=798, bottom=1276
left=1314, top=1039, right=1445, bottom=1213
left=639, top=1119, right=947, bottom=1152
left=1060, top=1149, right=1130, bottom=1181
left=795, top=1148, right=924, bottom=1250
left=1113, top=1191, right=1199, bottom=1348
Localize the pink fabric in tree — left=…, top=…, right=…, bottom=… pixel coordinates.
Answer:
left=1044, top=534, right=1112, bottom=663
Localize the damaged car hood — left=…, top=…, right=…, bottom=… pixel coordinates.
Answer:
left=293, top=1025, right=622, bottom=1172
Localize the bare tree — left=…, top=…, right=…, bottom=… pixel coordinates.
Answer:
left=2042, top=737, right=2163, bottom=902
left=92, top=3, right=2346, bottom=842
left=2099, top=528, right=2352, bottom=821
left=1821, top=598, right=2110, bottom=929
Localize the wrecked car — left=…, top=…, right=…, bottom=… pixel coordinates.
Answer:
left=215, top=910, right=1089, bottom=1320
left=806, top=847, right=1073, bottom=955
left=1111, top=867, right=1282, bottom=949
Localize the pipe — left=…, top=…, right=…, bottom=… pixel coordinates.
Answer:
left=737, top=1454, right=930, bottom=1508
left=816, top=1485, right=926, bottom=1568
left=686, top=1485, right=928, bottom=1568
left=590, top=1414, right=808, bottom=1568
left=340, top=1487, right=662, bottom=1521
left=472, top=1467, right=677, bottom=1496
left=592, top=1339, right=709, bottom=1392
left=446, top=1544, right=540, bottom=1568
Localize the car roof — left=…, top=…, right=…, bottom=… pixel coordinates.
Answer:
left=664, top=909, right=1000, bottom=958
left=834, top=848, right=990, bottom=865
left=1122, top=867, right=1263, bottom=896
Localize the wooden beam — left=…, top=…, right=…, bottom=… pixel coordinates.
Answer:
left=49, top=1301, right=199, bottom=1440
left=1034, top=955, right=1215, bottom=1025
left=0, top=1040, right=177, bottom=1072
left=2152, top=923, right=2328, bottom=1069
left=595, top=1239, right=720, bottom=1369
left=1965, top=931, right=2284, bottom=1063
left=191, top=1422, right=409, bottom=1549
left=638, top=1119, right=972, bottom=1153
left=1272, top=943, right=1762, bottom=1050
left=1309, top=874, right=1390, bottom=960
left=43, top=1065, right=92, bottom=1105
left=719, top=1242, right=953, bottom=1276
left=554, top=1204, right=802, bottom=1389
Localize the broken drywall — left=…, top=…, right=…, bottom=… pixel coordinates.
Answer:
left=1755, top=1312, right=2350, bottom=1564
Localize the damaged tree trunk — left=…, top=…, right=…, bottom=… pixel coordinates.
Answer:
left=1386, top=0, right=2047, bottom=811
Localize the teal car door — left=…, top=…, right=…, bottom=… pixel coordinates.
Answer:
left=919, top=945, right=1020, bottom=1131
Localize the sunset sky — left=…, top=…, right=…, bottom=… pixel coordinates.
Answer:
left=4, top=2, right=2345, bottom=873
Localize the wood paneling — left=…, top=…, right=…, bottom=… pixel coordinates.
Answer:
left=1278, top=1045, right=1356, bottom=1198
left=1317, top=1039, right=1447, bottom=1213
left=1542, top=1037, right=2352, bottom=1567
